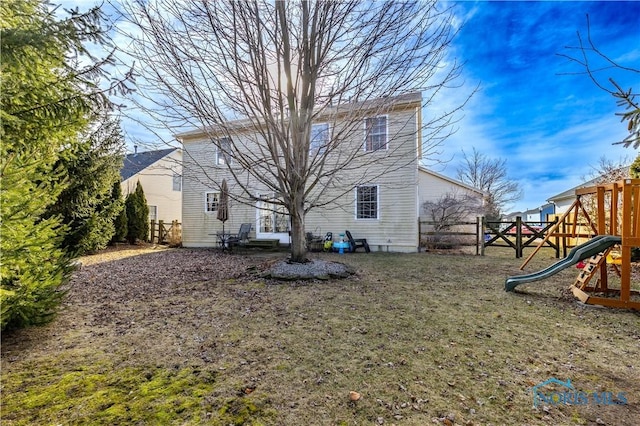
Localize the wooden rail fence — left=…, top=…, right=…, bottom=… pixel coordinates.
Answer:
left=483, top=216, right=559, bottom=258
left=149, top=220, right=182, bottom=246
left=419, top=217, right=483, bottom=254
left=419, top=216, right=561, bottom=258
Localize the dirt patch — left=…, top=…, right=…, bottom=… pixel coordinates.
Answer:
left=77, top=242, right=171, bottom=266
left=2, top=247, right=639, bottom=425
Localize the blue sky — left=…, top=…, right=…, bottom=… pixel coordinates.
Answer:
left=437, top=1, right=639, bottom=213
left=62, top=0, right=639, bottom=214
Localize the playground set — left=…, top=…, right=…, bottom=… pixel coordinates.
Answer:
left=506, top=178, right=640, bottom=310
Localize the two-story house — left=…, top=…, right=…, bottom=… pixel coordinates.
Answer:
left=176, top=93, right=482, bottom=252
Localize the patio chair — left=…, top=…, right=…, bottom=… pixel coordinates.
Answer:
left=345, top=230, right=371, bottom=253
left=227, top=223, right=252, bottom=253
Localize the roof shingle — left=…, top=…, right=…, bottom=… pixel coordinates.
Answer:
left=120, top=148, right=177, bottom=181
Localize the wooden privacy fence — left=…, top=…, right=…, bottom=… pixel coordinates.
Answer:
left=419, top=216, right=560, bottom=258
left=149, top=220, right=182, bottom=246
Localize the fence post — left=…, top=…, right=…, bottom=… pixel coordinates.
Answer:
left=170, top=220, right=178, bottom=245
left=475, top=216, right=480, bottom=255
left=562, top=220, right=568, bottom=257
left=554, top=217, right=560, bottom=258
left=158, top=220, right=165, bottom=244
left=515, top=216, right=522, bottom=258
left=480, top=216, right=486, bottom=256
left=149, top=220, right=156, bottom=243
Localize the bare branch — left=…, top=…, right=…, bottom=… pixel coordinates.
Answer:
left=456, top=148, right=522, bottom=219
left=557, top=14, right=639, bottom=148
left=118, top=0, right=472, bottom=261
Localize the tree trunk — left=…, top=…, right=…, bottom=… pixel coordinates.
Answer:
left=289, top=195, right=307, bottom=263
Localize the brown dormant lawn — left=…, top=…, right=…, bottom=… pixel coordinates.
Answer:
left=2, top=246, right=639, bottom=425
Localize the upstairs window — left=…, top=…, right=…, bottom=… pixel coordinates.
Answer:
left=364, top=116, right=387, bottom=151
left=216, top=137, right=232, bottom=165
left=172, top=172, right=182, bottom=191
left=205, top=192, right=219, bottom=212
left=356, top=185, right=379, bottom=219
left=310, top=123, right=330, bottom=154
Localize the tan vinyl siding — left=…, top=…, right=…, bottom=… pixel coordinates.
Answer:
left=121, top=150, right=182, bottom=223
left=182, top=141, right=257, bottom=247
left=180, top=94, right=423, bottom=251
left=417, top=168, right=483, bottom=221
left=304, top=107, right=420, bottom=252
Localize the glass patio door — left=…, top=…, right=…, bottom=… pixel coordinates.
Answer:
left=256, top=195, right=290, bottom=244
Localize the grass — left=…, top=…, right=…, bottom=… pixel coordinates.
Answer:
left=2, top=247, right=639, bottom=425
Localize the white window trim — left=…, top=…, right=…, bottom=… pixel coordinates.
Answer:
left=172, top=172, right=182, bottom=192
left=148, top=205, right=158, bottom=222
left=216, top=137, right=232, bottom=166
left=310, top=122, right=331, bottom=155
left=256, top=193, right=290, bottom=234
left=363, top=115, right=388, bottom=152
left=205, top=191, right=219, bottom=213
left=355, top=184, right=380, bottom=220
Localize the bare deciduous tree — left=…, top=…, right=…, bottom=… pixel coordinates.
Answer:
left=119, top=0, right=472, bottom=262
left=421, top=192, right=482, bottom=249
left=456, top=148, right=522, bottom=221
left=586, top=156, right=630, bottom=185
left=422, top=193, right=481, bottom=231
left=558, top=14, right=639, bottom=149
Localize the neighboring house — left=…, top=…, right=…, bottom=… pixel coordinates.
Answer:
left=505, top=204, right=555, bottom=225
left=177, top=93, right=483, bottom=252
left=547, top=166, right=630, bottom=214
left=121, top=147, right=183, bottom=224
left=502, top=211, right=523, bottom=223
left=417, top=166, right=485, bottom=217
left=546, top=178, right=597, bottom=214
left=524, top=208, right=540, bottom=224
left=539, top=203, right=555, bottom=222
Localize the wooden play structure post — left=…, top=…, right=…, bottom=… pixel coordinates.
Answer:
left=521, top=178, right=639, bottom=310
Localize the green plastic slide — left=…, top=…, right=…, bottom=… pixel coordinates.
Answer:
left=505, top=235, right=621, bottom=291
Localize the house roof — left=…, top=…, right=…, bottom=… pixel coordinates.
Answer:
left=120, top=148, right=178, bottom=181
left=546, top=177, right=598, bottom=203
left=417, top=165, right=485, bottom=196
left=546, top=166, right=630, bottom=203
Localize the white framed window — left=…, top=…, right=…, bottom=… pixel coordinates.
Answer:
left=216, top=137, right=232, bottom=165
left=148, top=205, right=158, bottom=221
left=205, top=192, right=219, bottom=212
left=364, top=116, right=388, bottom=151
left=310, top=123, right=330, bottom=154
left=172, top=172, right=182, bottom=191
left=356, top=185, right=379, bottom=220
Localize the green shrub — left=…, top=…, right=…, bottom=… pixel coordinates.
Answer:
left=125, top=181, right=149, bottom=244
left=111, top=181, right=128, bottom=243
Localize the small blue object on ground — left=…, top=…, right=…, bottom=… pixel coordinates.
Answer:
left=333, top=241, right=350, bottom=254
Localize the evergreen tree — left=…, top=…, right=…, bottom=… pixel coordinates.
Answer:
left=631, top=154, right=640, bottom=179
left=45, top=117, right=125, bottom=254
left=125, top=181, right=149, bottom=244
left=0, top=0, right=130, bottom=329
left=111, top=181, right=128, bottom=244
